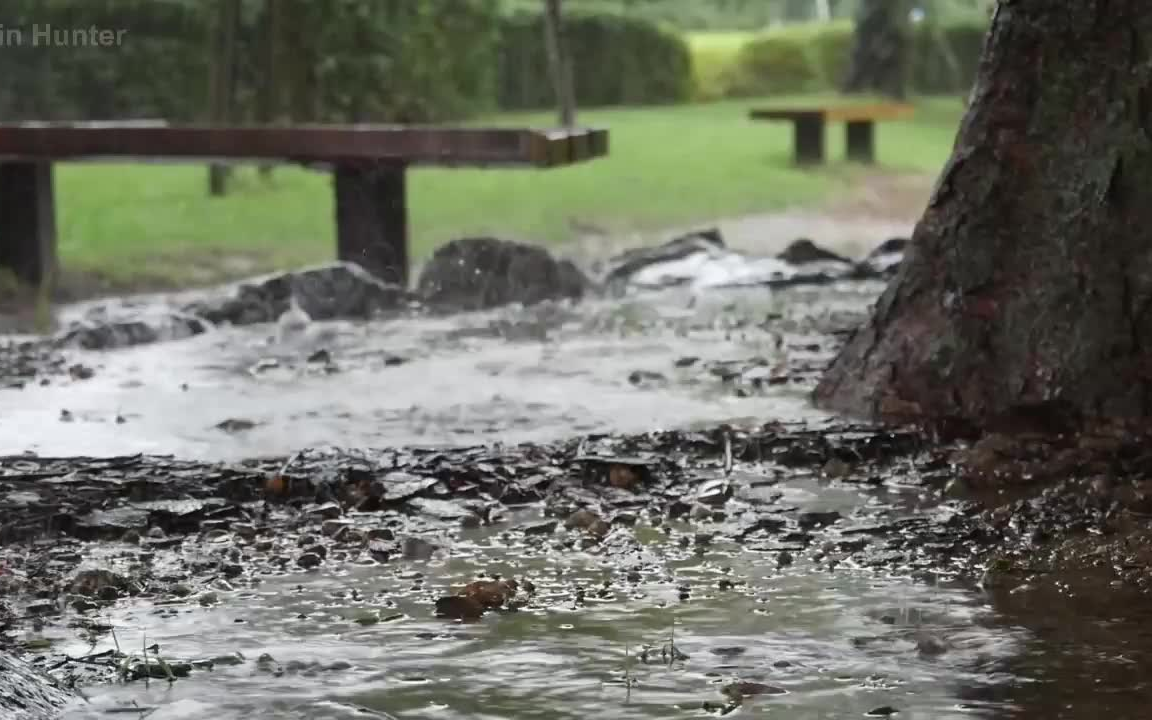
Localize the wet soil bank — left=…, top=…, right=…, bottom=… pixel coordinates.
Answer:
left=4, top=420, right=1152, bottom=717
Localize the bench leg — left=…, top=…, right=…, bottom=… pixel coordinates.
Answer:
left=0, top=162, right=57, bottom=289
left=794, top=117, right=826, bottom=166
left=846, top=121, right=876, bottom=164
left=334, top=163, right=408, bottom=287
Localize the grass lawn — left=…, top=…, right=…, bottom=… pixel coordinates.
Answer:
left=52, top=95, right=964, bottom=291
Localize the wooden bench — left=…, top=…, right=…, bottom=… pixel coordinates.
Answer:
left=748, top=103, right=914, bottom=166
left=0, top=123, right=609, bottom=289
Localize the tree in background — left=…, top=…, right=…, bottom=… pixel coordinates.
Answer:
left=842, top=0, right=911, bottom=98
left=542, top=0, right=576, bottom=126
left=207, top=0, right=240, bottom=196
left=815, top=1, right=1152, bottom=432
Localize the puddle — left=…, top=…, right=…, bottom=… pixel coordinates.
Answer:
left=50, top=483, right=1023, bottom=720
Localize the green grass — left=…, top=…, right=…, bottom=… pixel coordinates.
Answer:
left=54, top=95, right=964, bottom=290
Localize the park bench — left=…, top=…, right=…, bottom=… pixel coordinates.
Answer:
left=0, top=122, right=608, bottom=289
left=748, top=102, right=914, bottom=166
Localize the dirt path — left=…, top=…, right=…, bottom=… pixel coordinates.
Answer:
left=562, top=172, right=934, bottom=265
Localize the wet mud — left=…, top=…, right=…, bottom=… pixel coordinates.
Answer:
left=1, top=229, right=1150, bottom=719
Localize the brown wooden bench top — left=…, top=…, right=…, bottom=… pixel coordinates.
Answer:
left=0, top=123, right=609, bottom=168
left=749, top=103, right=915, bottom=123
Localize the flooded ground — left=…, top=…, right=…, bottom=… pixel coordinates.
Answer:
left=3, top=216, right=1152, bottom=720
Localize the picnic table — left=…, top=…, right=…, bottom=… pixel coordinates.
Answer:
left=0, top=123, right=609, bottom=289
left=748, top=102, right=914, bottom=166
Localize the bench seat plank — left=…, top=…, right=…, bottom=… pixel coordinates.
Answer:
left=0, top=124, right=609, bottom=168
left=0, top=123, right=609, bottom=290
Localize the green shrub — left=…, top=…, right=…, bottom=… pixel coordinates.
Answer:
left=0, top=0, right=500, bottom=123
left=687, top=16, right=988, bottom=102
left=727, top=33, right=821, bottom=97
left=496, top=9, right=693, bottom=110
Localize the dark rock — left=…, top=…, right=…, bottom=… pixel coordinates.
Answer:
left=70, top=568, right=129, bottom=597
left=296, top=552, right=323, bottom=569
left=722, top=681, right=787, bottom=700
left=798, top=510, right=842, bottom=530
left=603, top=228, right=724, bottom=290
left=434, top=594, right=485, bottom=621
left=368, top=528, right=395, bottom=541
left=565, top=509, right=610, bottom=537
left=417, top=236, right=588, bottom=311
left=866, top=706, right=899, bottom=717
left=776, top=238, right=852, bottom=266
left=55, top=309, right=209, bottom=351
left=522, top=520, right=559, bottom=536
left=215, top=418, right=257, bottom=433
left=304, top=544, right=327, bottom=560
left=185, top=261, right=411, bottom=327
left=628, top=370, right=668, bottom=388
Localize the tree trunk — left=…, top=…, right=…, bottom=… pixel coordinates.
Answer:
left=814, top=1, right=1152, bottom=433
left=542, top=0, right=576, bottom=127
left=257, top=0, right=282, bottom=181
left=207, top=0, right=240, bottom=196
left=842, top=0, right=910, bottom=99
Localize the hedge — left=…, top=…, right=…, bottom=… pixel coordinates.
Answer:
left=0, top=0, right=501, bottom=123
left=698, top=17, right=989, bottom=100
left=497, top=9, right=694, bottom=110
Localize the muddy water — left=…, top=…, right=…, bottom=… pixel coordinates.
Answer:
left=1, top=283, right=849, bottom=459
left=51, top=480, right=1023, bottom=720
left=0, top=275, right=1029, bottom=718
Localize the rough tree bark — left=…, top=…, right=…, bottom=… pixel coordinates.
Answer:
left=814, top=1, right=1152, bottom=432
left=842, top=0, right=910, bottom=99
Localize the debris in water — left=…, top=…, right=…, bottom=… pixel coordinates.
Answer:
left=215, top=418, right=258, bottom=433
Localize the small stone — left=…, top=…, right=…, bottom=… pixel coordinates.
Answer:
left=98, top=586, right=120, bottom=602
left=694, top=532, right=714, bottom=547
left=368, top=528, right=395, bottom=541
left=222, top=563, right=244, bottom=578
left=297, top=552, right=323, bottom=569
left=310, top=502, right=343, bottom=520
left=304, top=544, right=327, bottom=560
left=322, top=519, right=352, bottom=537
left=722, top=681, right=787, bottom=700
left=522, top=520, right=559, bottom=536
left=254, top=540, right=274, bottom=552
left=232, top=523, right=258, bottom=540
left=121, top=529, right=141, bottom=544
left=199, top=591, right=219, bottom=606
left=613, top=512, right=638, bottom=526
left=146, top=526, right=165, bottom=539
left=71, top=597, right=100, bottom=613
left=297, top=534, right=317, bottom=547
left=866, top=707, right=899, bottom=717
left=368, top=541, right=391, bottom=563
left=170, top=584, right=193, bottom=597
left=777, top=551, right=794, bottom=567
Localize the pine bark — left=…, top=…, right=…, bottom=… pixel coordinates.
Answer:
left=815, top=1, right=1152, bottom=432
